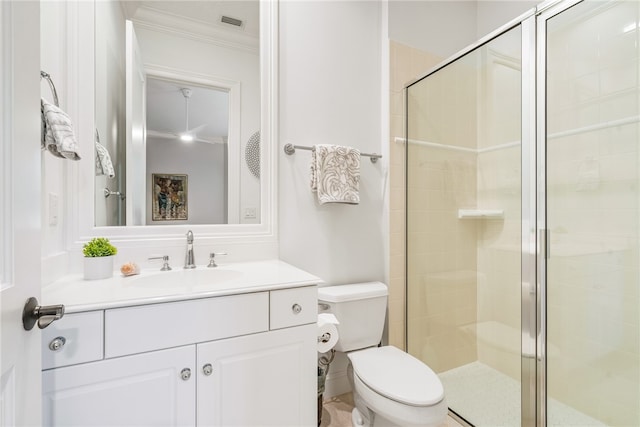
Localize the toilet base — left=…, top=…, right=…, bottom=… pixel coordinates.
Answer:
left=351, top=407, right=402, bottom=427
left=352, top=407, right=445, bottom=427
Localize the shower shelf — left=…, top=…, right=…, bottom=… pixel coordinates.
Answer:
left=457, top=209, right=504, bottom=219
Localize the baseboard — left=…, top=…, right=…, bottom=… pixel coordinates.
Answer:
left=323, top=369, right=351, bottom=399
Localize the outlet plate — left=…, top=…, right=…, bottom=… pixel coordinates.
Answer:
left=243, top=207, right=257, bottom=219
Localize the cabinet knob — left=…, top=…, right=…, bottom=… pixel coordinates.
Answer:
left=48, top=336, right=66, bottom=351
left=292, top=303, right=302, bottom=314
left=203, top=363, right=213, bottom=376
left=180, top=368, right=192, bottom=381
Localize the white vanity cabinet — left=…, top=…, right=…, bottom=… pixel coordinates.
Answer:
left=41, top=285, right=317, bottom=427
left=42, top=345, right=196, bottom=426
left=197, top=324, right=316, bottom=426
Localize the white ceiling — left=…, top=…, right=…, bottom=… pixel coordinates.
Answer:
left=124, top=1, right=260, bottom=40
left=146, top=78, right=230, bottom=143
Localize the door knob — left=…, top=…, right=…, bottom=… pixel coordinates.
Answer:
left=22, top=297, right=65, bottom=331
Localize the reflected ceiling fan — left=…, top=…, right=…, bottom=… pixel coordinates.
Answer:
left=178, top=88, right=206, bottom=142
left=148, top=87, right=224, bottom=144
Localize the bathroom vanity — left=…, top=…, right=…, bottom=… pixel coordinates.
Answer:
left=40, top=260, right=320, bottom=426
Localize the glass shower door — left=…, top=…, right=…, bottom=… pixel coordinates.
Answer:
left=406, top=25, right=524, bottom=426
left=544, top=0, right=640, bottom=425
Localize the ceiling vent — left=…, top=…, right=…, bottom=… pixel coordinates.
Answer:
left=221, top=15, right=243, bottom=27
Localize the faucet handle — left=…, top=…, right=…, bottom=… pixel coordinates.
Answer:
left=207, top=252, right=227, bottom=268
left=148, top=255, right=172, bottom=271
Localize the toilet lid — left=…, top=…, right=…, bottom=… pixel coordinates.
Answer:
left=348, top=346, right=444, bottom=406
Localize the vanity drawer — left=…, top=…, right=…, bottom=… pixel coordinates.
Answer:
left=270, top=286, right=317, bottom=330
left=105, top=292, right=269, bottom=358
left=42, top=311, right=104, bottom=370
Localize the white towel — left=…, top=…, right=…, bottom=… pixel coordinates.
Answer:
left=310, top=144, right=360, bottom=204
left=95, top=141, right=115, bottom=178
left=41, top=98, right=81, bottom=160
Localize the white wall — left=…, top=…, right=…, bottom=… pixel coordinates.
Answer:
left=146, top=137, right=227, bottom=225
left=389, top=1, right=478, bottom=59
left=476, top=1, right=540, bottom=39
left=40, top=1, right=71, bottom=282
left=389, top=0, right=540, bottom=64
left=279, top=1, right=386, bottom=286
left=279, top=1, right=386, bottom=398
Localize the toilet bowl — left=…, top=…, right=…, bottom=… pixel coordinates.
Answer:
left=348, top=346, right=447, bottom=427
left=318, top=283, right=447, bottom=427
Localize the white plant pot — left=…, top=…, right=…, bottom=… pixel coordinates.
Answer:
left=84, top=256, right=114, bottom=280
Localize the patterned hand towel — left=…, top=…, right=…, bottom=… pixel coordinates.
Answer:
left=95, top=141, right=115, bottom=178
left=41, top=98, right=81, bottom=160
left=310, top=144, right=360, bottom=204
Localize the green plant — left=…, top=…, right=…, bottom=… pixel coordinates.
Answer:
left=82, top=237, right=117, bottom=257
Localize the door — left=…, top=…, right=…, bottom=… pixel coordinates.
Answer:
left=42, top=346, right=196, bottom=426
left=542, top=0, right=640, bottom=425
left=0, top=1, right=43, bottom=425
left=405, top=23, right=525, bottom=426
left=197, top=325, right=316, bottom=426
left=125, top=20, right=146, bottom=226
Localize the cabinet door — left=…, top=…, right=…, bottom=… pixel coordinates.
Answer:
left=197, top=324, right=316, bottom=426
left=42, top=346, right=195, bottom=426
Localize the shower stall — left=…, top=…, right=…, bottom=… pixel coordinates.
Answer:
left=405, top=0, right=640, bottom=425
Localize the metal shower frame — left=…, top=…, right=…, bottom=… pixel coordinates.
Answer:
left=403, top=0, right=587, bottom=425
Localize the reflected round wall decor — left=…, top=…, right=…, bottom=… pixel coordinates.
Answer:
left=245, top=131, right=260, bottom=178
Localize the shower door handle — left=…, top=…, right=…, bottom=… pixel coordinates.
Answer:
left=539, top=228, right=549, bottom=259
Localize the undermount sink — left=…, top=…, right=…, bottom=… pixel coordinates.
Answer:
left=127, top=268, right=243, bottom=289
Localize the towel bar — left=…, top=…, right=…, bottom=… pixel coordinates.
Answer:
left=40, top=71, right=59, bottom=107
left=283, top=143, right=381, bottom=164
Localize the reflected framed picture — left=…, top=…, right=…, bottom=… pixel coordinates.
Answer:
left=152, top=173, right=188, bottom=221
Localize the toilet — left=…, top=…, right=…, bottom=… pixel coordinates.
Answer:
left=318, top=282, right=447, bottom=427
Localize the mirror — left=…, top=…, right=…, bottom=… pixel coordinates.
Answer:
left=94, top=0, right=261, bottom=227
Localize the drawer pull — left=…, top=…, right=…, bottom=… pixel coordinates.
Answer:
left=292, top=304, right=302, bottom=314
left=203, top=363, right=213, bottom=376
left=49, top=336, right=66, bottom=351
left=180, top=368, right=192, bottom=381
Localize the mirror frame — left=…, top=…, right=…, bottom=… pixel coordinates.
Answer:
left=68, top=0, right=278, bottom=250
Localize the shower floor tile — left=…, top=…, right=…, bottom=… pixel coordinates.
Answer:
left=440, top=362, right=606, bottom=427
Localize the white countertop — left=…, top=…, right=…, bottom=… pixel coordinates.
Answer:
left=42, top=259, right=323, bottom=313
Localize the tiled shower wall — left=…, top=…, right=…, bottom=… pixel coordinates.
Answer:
left=388, top=41, right=441, bottom=350
left=400, top=26, right=523, bottom=377
left=404, top=47, right=482, bottom=373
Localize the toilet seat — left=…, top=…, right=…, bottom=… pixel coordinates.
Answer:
left=348, top=346, right=444, bottom=406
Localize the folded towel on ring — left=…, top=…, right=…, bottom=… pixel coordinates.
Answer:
left=310, top=144, right=360, bottom=204
left=95, top=141, right=115, bottom=178
left=41, top=98, right=81, bottom=160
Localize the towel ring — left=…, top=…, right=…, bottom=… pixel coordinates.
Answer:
left=40, top=71, right=59, bottom=107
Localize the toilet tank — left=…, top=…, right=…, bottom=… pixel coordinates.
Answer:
left=317, top=282, right=388, bottom=352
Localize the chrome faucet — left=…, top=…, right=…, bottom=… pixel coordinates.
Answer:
left=184, top=230, right=196, bottom=269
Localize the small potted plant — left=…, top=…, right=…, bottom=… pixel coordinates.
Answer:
left=83, top=237, right=117, bottom=280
